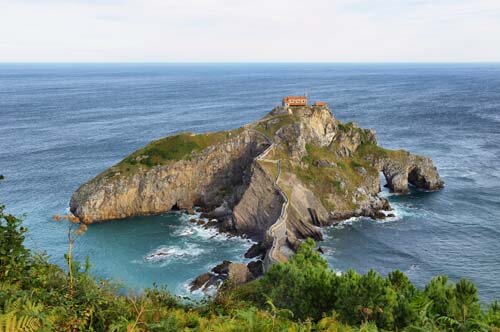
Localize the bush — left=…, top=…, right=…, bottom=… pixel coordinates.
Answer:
left=0, top=176, right=499, bottom=331
left=0, top=204, right=30, bottom=282
left=235, top=239, right=500, bottom=331
left=259, top=239, right=335, bottom=321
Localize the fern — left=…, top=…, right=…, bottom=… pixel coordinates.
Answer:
left=0, top=313, right=40, bottom=332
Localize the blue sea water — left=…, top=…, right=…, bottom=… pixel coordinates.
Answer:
left=0, top=63, right=499, bottom=300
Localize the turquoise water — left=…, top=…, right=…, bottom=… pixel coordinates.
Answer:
left=83, top=211, right=253, bottom=295
left=0, top=63, right=499, bottom=300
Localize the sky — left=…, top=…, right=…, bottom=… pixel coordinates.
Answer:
left=0, top=0, right=499, bottom=62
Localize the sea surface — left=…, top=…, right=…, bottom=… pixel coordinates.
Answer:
left=0, top=63, right=499, bottom=300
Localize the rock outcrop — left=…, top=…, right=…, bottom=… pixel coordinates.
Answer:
left=232, top=157, right=284, bottom=240
left=189, top=261, right=254, bottom=292
left=380, top=155, right=444, bottom=194
left=71, top=102, right=444, bottom=272
left=70, top=129, right=268, bottom=222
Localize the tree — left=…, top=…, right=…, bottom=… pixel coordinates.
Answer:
left=485, top=301, right=500, bottom=328
left=454, top=278, right=482, bottom=331
left=425, top=275, right=456, bottom=318
left=388, top=270, right=418, bottom=330
left=0, top=176, right=30, bottom=282
left=261, top=238, right=336, bottom=320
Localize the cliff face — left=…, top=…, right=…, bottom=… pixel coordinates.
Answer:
left=71, top=104, right=443, bottom=268
left=232, top=158, right=284, bottom=240
left=70, top=129, right=269, bottom=222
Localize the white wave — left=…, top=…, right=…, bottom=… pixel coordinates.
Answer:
left=144, top=244, right=204, bottom=263
left=180, top=278, right=220, bottom=298
left=162, top=207, right=256, bottom=249
left=391, top=203, right=420, bottom=218
left=333, top=216, right=363, bottom=229
left=329, top=202, right=418, bottom=228
left=318, top=245, right=336, bottom=256
left=178, top=228, right=196, bottom=236
left=405, top=264, right=420, bottom=277
left=177, top=220, right=255, bottom=248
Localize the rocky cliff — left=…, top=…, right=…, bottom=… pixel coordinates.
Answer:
left=71, top=103, right=444, bottom=270
left=70, top=129, right=269, bottom=223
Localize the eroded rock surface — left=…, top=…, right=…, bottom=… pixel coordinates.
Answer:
left=380, top=155, right=444, bottom=193
left=70, top=130, right=268, bottom=222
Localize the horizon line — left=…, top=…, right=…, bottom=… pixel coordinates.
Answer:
left=1, top=61, right=500, bottom=65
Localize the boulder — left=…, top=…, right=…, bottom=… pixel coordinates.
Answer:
left=207, top=201, right=232, bottom=218
left=227, top=263, right=252, bottom=285
left=189, top=273, right=213, bottom=292
left=314, top=159, right=336, bottom=168
left=247, top=260, right=263, bottom=278
left=212, top=260, right=231, bottom=275
left=244, top=243, right=265, bottom=259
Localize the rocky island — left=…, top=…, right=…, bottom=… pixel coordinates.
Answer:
left=70, top=99, right=443, bottom=284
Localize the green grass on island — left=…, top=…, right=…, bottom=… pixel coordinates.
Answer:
left=295, top=143, right=378, bottom=211
left=254, top=113, right=299, bottom=138
left=100, top=129, right=243, bottom=178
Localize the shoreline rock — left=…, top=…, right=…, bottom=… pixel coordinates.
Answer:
left=190, top=261, right=254, bottom=292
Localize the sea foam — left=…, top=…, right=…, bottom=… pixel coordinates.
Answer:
left=144, top=243, right=204, bottom=264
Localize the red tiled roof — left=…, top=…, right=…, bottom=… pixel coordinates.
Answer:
left=314, top=101, right=327, bottom=106
left=282, top=96, right=308, bottom=106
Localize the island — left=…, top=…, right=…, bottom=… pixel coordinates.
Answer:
left=70, top=97, right=443, bottom=284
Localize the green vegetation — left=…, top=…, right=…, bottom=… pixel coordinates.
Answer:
left=228, top=239, right=500, bottom=331
left=355, top=142, right=413, bottom=165
left=102, top=129, right=243, bottom=178
left=1, top=181, right=304, bottom=331
left=254, top=114, right=297, bottom=138
left=258, top=160, right=279, bottom=182
left=356, top=142, right=389, bottom=160
left=1, top=176, right=500, bottom=331
left=295, top=143, right=377, bottom=211
left=337, top=122, right=372, bottom=146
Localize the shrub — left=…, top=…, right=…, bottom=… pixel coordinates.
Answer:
left=260, top=238, right=335, bottom=321
left=0, top=176, right=499, bottom=331
left=0, top=200, right=30, bottom=282
left=235, top=240, right=499, bottom=331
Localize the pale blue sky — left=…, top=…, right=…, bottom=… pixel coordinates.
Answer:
left=0, top=0, right=499, bottom=62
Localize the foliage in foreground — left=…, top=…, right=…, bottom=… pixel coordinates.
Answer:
left=1, top=178, right=500, bottom=330
left=225, top=239, right=500, bottom=331
left=0, top=195, right=368, bottom=332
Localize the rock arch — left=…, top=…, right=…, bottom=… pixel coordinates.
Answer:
left=381, top=156, right=444, bottom=194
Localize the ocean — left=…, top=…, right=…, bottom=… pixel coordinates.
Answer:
left=0, top=63, right=499, bottom=300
